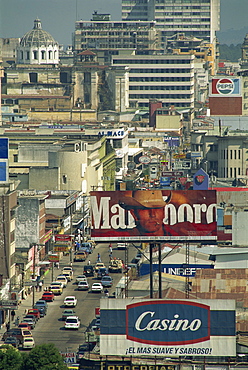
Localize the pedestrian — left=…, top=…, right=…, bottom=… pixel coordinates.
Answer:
left=11, top=310, right=15, bottom=322
left=109, top=243, right=112, bottom=253
left=15, top=316, right=20, bottom=326
left=6, top=322, right=10, bottom=331
left=88, top=260, right=91, bottom=265
left=109, top=251, right=112, bottom=260
left=97, top=253, right=101, bottom=262
left=38, top=280, right=43, bottom=292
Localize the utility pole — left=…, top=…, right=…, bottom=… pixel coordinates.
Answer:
left=32, top=244, right=36, bottom=308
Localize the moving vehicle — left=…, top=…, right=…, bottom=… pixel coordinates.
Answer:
left=35, top=300, right=48, bottom=309
left=62, top=266, right=74, bottom=278
left=91, top=283, right=103, bottom=293
left=56, top=275, right=68, bottom=287
left=64, top=296, right=77, bottom=307
left=33, top=302, right=47, bottom=317
left=83, top=265, right=94, bottom=277
left=101, top=275, right=113, bottom=288
left=62, top=309, right=76, bottom=321
left=64, top=316, right=80, bottom=330
left=97, top=267, right=108, bottom=279
left=78, top=281, right=89, bottom=291
left=4, top=336, right=20, bottom=347
left=74, top=251, right=87, bottom=262
left=76, top=275, right=87, bottom=284
left=109, top=258, right=123, bottom=273
left=24, top=314, right=38, bottom=324
left=79, top=242, right=93, bottom=254
left=41, top=291, right=54, bottom=302
left=22, top=336, right=35, bottom=349
left=49, top=282, right=63, bottom=295
left=18, top=323, right=32, bottom=331
left=94, top=262, right=105, bottom=272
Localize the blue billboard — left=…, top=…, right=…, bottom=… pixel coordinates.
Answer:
left=139, top=263, right=214, bottom=277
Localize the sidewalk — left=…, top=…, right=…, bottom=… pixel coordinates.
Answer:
left=0, top=252, right=73, bottom=338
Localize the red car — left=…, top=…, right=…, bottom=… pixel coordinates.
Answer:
left=27, top=308, right=40, bottom=319
left=41, top=291, right=54, bottom=302
left=18, top=322, right=32, bottom=331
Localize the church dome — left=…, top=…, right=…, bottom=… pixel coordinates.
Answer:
left=20, top=18, right=57, bottom=47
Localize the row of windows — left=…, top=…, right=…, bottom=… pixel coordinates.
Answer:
left=113, top=59, right=191, bottom=65
left=19, top=50, right=57, bottom=60
left=222, top=149, right=241, bottom=160
left=135, top=102, right=191, bottom=108
left=129, top=68, right=191, bottom=73
left=81, top=31, right=149, bottom=36
left=130, top=85, right=191, bottom=90
left=129, top=76, right=192, bottom=82
left=129, top=94, right=192, bottom=99
left=156, top=21, right=210, bottom=27
left=156, top=0, right=210, bottom=3
left=223, top=167, right=241, bottom=178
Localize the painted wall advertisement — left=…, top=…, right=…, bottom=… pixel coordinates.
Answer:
left=90, top=190, right=217, bottom=241
left=210, top=77, right=241, bottom=97
left=100, top=299, right=236, bottom=357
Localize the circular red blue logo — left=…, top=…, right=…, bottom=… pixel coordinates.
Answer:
left=216, top=78, right=234, bottom=95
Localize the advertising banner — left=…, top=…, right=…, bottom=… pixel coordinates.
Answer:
left=139, top=264, right=214, bottom=277
left=100, top=299, right=236, bottom=357
left=90, top=190, right=217, bottom=241
left=210, top=78, right=241, bottom=97
left=55, top=234, right=72, bottom=242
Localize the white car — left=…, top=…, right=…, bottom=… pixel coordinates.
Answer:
left=62, top=267, right=74, bottom=278
left=22, top=336, right=35, bottom=349
left=78, top=281, right=89, bottom=291
left=56, top=275, right=68, bottom=287
left=64, top=296, right=77, bottom=307
left=64, top=316, right=80, bottom=330
left=91, top=283, right=103, bottom=293
left=76, top=275, right=87, bottom=284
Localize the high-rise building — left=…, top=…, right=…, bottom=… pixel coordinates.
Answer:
left=122, top=0, right=220, bottom=47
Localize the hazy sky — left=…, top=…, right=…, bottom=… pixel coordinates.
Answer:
left=0, top=0, right=247, bottom=46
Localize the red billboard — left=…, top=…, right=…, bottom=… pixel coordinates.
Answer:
left=90, top=190, right=217, bottom=242
left=54, top=234, right=72, bottom=242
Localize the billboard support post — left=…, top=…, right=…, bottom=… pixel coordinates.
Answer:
left=149, top=244, right=153, bottom=298
left=158, top=243, right=162, bottom=298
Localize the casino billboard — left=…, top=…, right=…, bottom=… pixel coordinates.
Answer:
left=100, top=299, right=236, bottom=357
left=90, top=190, right=217, bottom=242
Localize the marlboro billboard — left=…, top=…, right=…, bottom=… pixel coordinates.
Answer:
left=90, top=190, right=217, bottom=242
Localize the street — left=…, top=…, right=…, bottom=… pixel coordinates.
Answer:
left=30, top=242, right=135, bottom=353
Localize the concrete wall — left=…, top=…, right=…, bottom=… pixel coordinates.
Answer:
left=29, top=167, right=59, bottom=190
left=15, top=198, right=39, bottom=248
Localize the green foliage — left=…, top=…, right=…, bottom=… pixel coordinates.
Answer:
left=219, top=44, right=242, bottom=62
left=22, top=343, right=67, bottom=370
left=0, top=345, right=23, bottom=370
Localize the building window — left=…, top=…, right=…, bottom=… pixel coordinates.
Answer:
left=230, top=168, right=232, bottom=177
left=41, top=50, right=46, bottom=59
left=62, top=175, right=67, bottom=184
left=26, top=51, right=30, bottom=60
left=29, top=73, right=38, bottom=83
left=238, top=150, right=241, bottom=159
left=48, top=50, right=52, bottom=59
left=230, top=150, right=232, bottom=160
left=33, top=50, right=38, bottom=60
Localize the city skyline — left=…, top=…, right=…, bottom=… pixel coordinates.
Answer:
left=0, top=0, right=248, bottom=47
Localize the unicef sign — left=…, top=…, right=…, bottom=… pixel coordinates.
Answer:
left=211, top=77, right=241, bottom=96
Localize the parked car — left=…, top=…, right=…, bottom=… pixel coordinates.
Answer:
left=75, top=275, right=87, bottom=284
left=22, top=336, right=35, bottom=349
left=62, top=309, right=76, bottom=321
left=24, top=314, right=38, bottom=324
left=91, top=283, right=103, bottom=293
left=18, top=322, right=32, bottom=331
left=41, top=291, right=54, bottom=302
left=4, top=336, right=20, bottom=347
left=33, top=304, right=47, bottom=317
left=76, top=343, right=95, bottom=362
left=97, top=267, right=108, bottom=280
left=2, top=328, right=32, bottom=344
left=27, top=309, right=41, bottom=320
left=78, top=281, right=89, bottom=291
left=101, top=275, right=113, bottom=288
left=64, top=296, right=77, bottom=307
left=35, top=299, right=48, bottom=309
left=83, top=265, right=94, bottom=277
left=64, top=316, right=80, bottom=330
left=22, top=317, right=36, bottom=329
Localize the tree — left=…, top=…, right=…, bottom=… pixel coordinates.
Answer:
left=0, top=345, right=23, bottom=370
left=22, top=343, right=67, bottom=370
